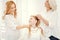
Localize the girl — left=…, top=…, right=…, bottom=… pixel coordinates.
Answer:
left=17, top=15, right=50, bottom=40
left=29, top=16, right=44, bottom=40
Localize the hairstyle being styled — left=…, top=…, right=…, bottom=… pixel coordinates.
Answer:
left=31, top=16, right=40, bottom=27
left=3, top=1, right=17, bottom=19
left=29, top=16, right=44, bottom=36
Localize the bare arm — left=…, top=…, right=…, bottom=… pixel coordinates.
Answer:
left=36, top=14, right=49, bottom=26
left=16, top=25, right=29, bottom=30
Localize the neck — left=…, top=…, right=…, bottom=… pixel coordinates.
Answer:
left=31, top=24, right=37, bottom=28
left=10, top=12, right=14, bottom=15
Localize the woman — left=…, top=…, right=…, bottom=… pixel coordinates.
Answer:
left=3, top=1, right=22, bottom=40
left=37, top=0, right=59, bottom=40
left=45, top=0, right=60, bottom=40
left=17, top=15, right=50, bottom=40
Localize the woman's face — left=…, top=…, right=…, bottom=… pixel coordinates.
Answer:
left=29, top=16, right=37, bottom=26
left=9, top=4, right=16, bottom=13
left=45, top=0, right=51, bottom=10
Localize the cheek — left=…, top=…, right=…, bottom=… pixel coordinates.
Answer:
left=33, top=20, right=37, bottom=24
left=10, top=8, right=16, bottom=12
left=29, top=19, right=34, bottom=25
left=12, top=8, right=15, bottom=11
left=9, top=8, right=13, bottom=12
left=45, top=3, right=48, bottom=7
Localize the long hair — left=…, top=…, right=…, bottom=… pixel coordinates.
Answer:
left=3, top=1, right=17, bottom=19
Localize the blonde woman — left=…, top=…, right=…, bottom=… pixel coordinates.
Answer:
left=3, top=1, right=23, bottom=40
left=45, top=0, right=60, bottom=40
left=37, top=0, right=59, bottom=40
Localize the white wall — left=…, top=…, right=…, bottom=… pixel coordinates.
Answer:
left=55, top=0, right=60, bottom=38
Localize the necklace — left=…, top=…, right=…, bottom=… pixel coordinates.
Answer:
left=31, top=27, right=38, bottom=32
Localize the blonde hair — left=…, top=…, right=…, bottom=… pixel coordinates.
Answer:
left=3, top=1, right=17, bottom=19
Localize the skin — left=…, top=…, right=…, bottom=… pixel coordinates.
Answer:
left=16, top=16, right=37, bottom=30
left=8, top=4, right=16, bottom=15
left=36, top=0, right=52, bottom=26
left=16, top=16, right=44, bottom=36
left=29, top=16, right=37, bottom=27
left=36, top=14, right=49, bottom=26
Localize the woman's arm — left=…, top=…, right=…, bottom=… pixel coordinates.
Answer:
left=16, top=25, right=29, bottom=30
left=40, top=27, right=44, bottom=35
left=36, top=14, right=49, bottom=26
left=40, top=27, right=50, bottom=40
left=28, top=26, right=31, bottom=38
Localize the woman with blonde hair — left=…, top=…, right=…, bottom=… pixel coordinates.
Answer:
left=37, top=0, right=59, bottom=40
left=3, top=1, right=23, bottom=40
left=45, top=0, right=60, bottom=40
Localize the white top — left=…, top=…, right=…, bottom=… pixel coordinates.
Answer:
left=4, top=15, right=17, bottom=30
left=40, top=10, right=58, bottom=37
left=46, top=10, right=58, bottom=37
left=19, top=28, right=29, bottom=40
left=46, top=10, right=57, bottom=28
left=29, top=27, right=50, bottom=40
left=19, top=26, right=50, bottom=40
left=4, top=15, right=20, bottom=40
left=30, top=27, right=41, bottom=40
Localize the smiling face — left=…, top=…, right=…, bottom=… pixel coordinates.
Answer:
left=29, top=16, right=37, bottom=26
left=9, top=4, right=16, bottom=13
left=29, top=16, right=40, bottom=27
left=5, top=1, right=17, bottom=18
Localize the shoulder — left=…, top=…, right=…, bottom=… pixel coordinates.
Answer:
left=4, top=15, right=14, bottom=21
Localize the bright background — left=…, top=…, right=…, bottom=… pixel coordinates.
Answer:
left=0, top=0, right=60, bottom=40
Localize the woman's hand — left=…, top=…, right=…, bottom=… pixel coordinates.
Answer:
left=16, top=26, right=21, bottom=30
left=36, top=14, right=43, bottom=20
left=36, top=14, right=49, bottom=26
left=16, top=25, right=29, bottom=30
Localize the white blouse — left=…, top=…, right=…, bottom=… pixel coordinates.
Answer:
left=40, top=10, right=58, bottom=37
left=45, top=10, right=58, bottom=37
left=4, top=15, right=20, bottom=40
left=29, top=27, right=50, bottom=40
left=4, top=15, right=17, bottom=30
left=30, top=27, right=41, bottom=40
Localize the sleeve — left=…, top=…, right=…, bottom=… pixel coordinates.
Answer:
left=44, top=16, right=53, bottom=28
left=5, top=15, right=17, bottom=30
